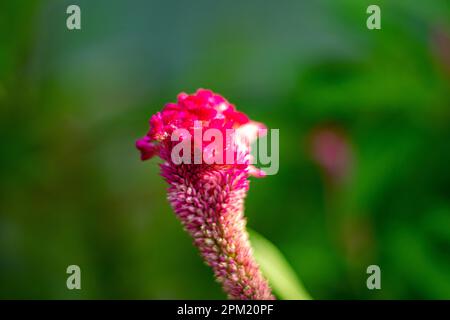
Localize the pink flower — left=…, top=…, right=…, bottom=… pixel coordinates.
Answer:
left=136, top=89, right=274, bottom=300
left=309, top=126, right=354, bottom=184
left=431, top=27, right=450, bottom=75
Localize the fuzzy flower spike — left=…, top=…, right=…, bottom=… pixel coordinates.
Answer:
left=136, top=89, right=274, bottom=299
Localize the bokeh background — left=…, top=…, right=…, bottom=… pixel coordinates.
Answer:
left=1, top=0, right=449, bottom=299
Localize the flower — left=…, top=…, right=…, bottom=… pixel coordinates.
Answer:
left=136, top=89, right=265, bottom=173
left=309, top=126, right=354, bottom=184
left=431, top=27, right=450, bottom=75
left=136, top=89, right=274, bottom=299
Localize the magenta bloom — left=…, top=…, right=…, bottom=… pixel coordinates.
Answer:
left=137, top=89, right=274, bottom=300
left=309, top=127, right=354, bottom=184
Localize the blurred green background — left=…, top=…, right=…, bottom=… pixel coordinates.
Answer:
left=1, top=0, right=449, bottom=299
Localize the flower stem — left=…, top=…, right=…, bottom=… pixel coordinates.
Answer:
left=163, top=163, right=274, bottom=300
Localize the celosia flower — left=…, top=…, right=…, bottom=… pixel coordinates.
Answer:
left=136, top=89, right=274, bottom=300
left=431, top=27, right=450, bottom=75
left=309, top=126, right=354, bottom=184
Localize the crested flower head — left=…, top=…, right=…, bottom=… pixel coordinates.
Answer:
left=136, top=89, right=266, bottom=177
left=137, top=89, right=274, bottom=300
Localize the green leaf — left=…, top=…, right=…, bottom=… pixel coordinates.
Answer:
left=248, top=229, right=312, bottom=300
